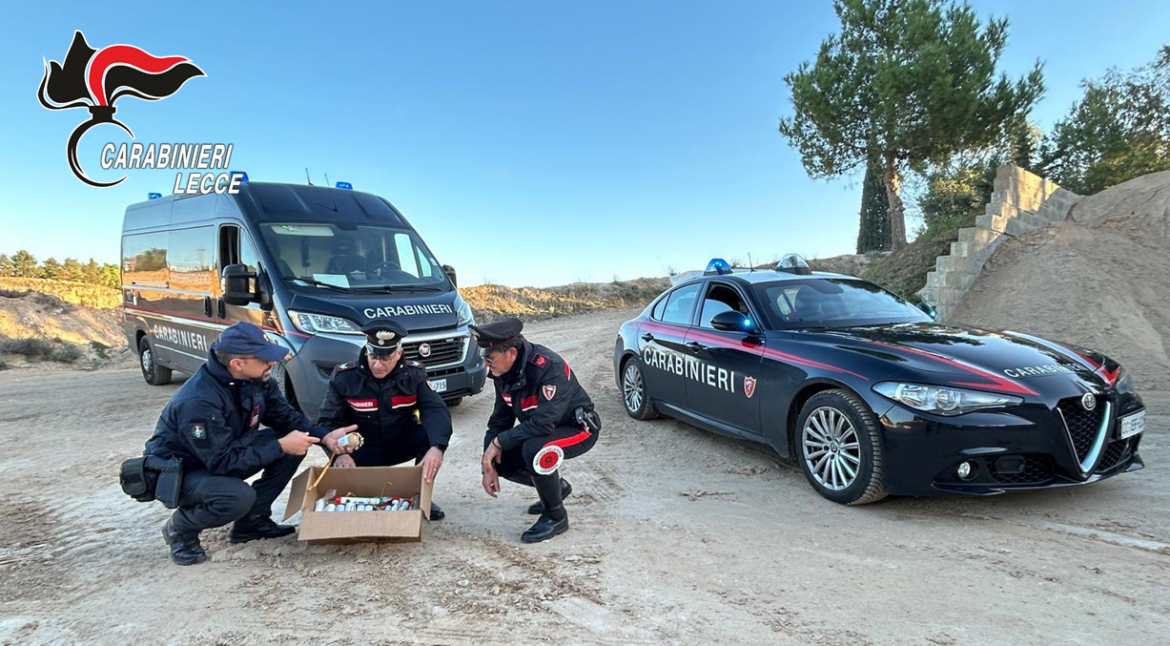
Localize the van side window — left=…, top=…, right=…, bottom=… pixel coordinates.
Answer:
left=168, top=227, right=215, bottom=293
left=219, top=226, right=260, bottom=290
left=122, top=232, right=169, bottom=287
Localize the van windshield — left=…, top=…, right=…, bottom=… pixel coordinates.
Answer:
left=258, top=223, right=449, bottom=291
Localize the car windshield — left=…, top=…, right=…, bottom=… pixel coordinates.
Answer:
left=753, top=278, right=930, bottom=329
left=257, top=222, right=449, bottom=291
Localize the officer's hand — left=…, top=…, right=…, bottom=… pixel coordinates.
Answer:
left=482, top=467, right=499, bottom=498
left=334, top=454, right=356, bottom=469
left=278, top=431, right=319, bottom=456
left=323, top=425, right=360, bottom=455
left=421, top=447, right=444, bottom=483
left=482, top=441, right=502, bottom=472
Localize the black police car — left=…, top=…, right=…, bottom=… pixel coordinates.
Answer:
left=613, top=255, right=1147, bottom=505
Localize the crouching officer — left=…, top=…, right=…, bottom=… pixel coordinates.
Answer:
left=144, top=322, right=358, bottom=565
left=317, top=320, right=453, bottom=519
left=473, top=318, right=600, bottom=543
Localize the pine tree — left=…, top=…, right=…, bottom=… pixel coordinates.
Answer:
left=0, top=254, right=14, bottom=277
left=62, top=258, right=84, bottom=282
left=11, top=250, right=38, bottom=277
left=41, top=257, right=64, bottom=280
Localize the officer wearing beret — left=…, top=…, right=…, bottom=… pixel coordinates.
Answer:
left=473, top=318, right=600, bottom=543
left=145, top=322, right=359, bottom=565
left=317, top=320, right=452, bottom=519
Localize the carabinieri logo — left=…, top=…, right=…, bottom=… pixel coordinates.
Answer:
left=37, top=31, right=205, bottom=187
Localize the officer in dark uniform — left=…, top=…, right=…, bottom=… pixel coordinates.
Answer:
left=317, top=320, right=453, bottom=519
left=145, top=322, right=359, bottom=565
left=472, top=318, right=600, bottom=543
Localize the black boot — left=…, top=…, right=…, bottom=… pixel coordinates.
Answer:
left=162, top=518, right=207, bottom=566
left=228, top=514, right=296, bottom=544
left=521, top=472, right=569, bottom=544
left=527, top=479, right=572, bottom=515
left=429, top=502, right=445, bottom=520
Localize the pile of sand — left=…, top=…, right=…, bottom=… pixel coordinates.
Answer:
left=952, top=171, right=1170, bottom=392
left=0, top=290, right=128, bottom=369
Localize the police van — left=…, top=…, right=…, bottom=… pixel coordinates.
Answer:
left=121, top=180, right=486, bottom=419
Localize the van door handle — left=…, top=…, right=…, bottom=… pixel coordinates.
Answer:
left=686, top=341, right=706, bottom=351
left=203, top=296, right=213, bottom=317
left=640, top=333, right=654, bottom=342
left=217, top=299, right=226, bottom=318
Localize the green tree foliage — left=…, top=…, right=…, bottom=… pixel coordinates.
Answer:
left=856, top=157, right=891, bottom=253
left=100, top=264, right=121, bottom=289
left=1040, top=46, right=1170, bottom=194
left=82, top=259, right=102, bottom=284
left=61, top=258, right=84, bottom=282
left=41, top=257, right=63, bottom=280
left=778, top=0, right=1043, bottom=250
left=918, top=153, right=999, bottom=229
left=11, top=250, right=39, bottom=277
left=0, top=254, right=13, bottom=277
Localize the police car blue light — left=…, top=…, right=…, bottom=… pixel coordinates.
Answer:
left=705, top=258, right=732, bottom=275
left=229, top=171, right=248, bottom=182
left=148, top=192, right=162, bottom=200
left=336, top=181, right=353, bottom=190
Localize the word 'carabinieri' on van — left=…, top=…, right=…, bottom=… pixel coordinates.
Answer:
left=100, top=143, right=240, bottom=195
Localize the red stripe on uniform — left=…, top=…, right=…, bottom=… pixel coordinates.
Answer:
left=391, top=394, right=418, bottom=409
left=521, top=395, right=538, bottom=410
left=548, top=429, right=592, bottom=450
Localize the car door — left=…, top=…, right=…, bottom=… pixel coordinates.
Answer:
left=683, top=281, right=765, bottom=433
left=637, top=282, right=701, bottom=408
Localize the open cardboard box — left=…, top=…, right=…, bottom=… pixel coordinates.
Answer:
left=282, top=465, right=433, bottom=544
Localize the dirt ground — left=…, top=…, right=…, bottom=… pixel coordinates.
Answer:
left=1, top=308, right=1168, bottom=646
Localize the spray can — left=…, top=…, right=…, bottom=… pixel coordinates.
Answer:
left=314, top=499, right=326, bottom=512
left=325, top=504, right=337, bottom=512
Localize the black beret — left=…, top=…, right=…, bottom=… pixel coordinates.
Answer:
left=470, top=318, right=523, bottom=350
left=361, top=319, right=408, bottom=356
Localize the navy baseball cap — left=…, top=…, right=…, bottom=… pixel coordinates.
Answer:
left=211, top=322, right=290, bottom=361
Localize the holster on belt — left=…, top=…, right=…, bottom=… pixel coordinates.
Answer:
left=119, top=455, right=183, bottom=509
left=574, top=406, right=601, bottom=433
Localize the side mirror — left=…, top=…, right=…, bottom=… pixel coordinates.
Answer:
left=711, top=311, right=755, bottom=333
left=222, top=264, right=257, bottom=306
left=917, top=302, right=937, bottom=319
left=442, top=264, right=458, bottom=288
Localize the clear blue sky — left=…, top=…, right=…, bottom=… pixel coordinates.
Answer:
left=1, top=1, right=1166, bottom=287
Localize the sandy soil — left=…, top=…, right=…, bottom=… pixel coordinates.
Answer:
left=1, top=308, right=1167, bottom=646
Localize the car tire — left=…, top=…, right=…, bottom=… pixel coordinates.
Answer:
left=795, top=389, right=886, bottom=505
left=621, top=358, right=659, bottom=421
left=445, top=397, right=463, bottom=408
left=138, top=337, right=172, bottom=386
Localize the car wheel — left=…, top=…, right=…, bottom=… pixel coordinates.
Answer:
left=622, top=358, right=659, bottom=420
left=138, top=337, right=172, bottom=386
left=796, top=389, right=886, bottom=505
left=445, top=397, right=464, bottom=408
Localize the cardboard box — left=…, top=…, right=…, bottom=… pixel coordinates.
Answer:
left=282, top=465, right=433, bottom=544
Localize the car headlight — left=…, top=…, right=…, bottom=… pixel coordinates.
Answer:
left=1114, top=367, right=1134, bottom=393
left=288, top=311, right=363, bottom=335
left=874, top=382, right=1023, bottom=416
left=454, top=293, right=476, bottom=327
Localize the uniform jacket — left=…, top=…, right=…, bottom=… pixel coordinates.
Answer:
left=145, top=350, right=332, bottom=478
left=486, top=341, right=595, bottom=451
left=317, top=349, right=452, bottom=451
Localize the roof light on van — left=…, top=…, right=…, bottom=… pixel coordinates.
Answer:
left=335, top=181, right=353, bottom=190
left=704, top=258, right=732, bottom=275
left=229, top=171, right=248, bottom=183
left=148, top=192, right=162, bottom=200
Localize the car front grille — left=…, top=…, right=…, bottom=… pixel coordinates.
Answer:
left=1097, top=438, right=1133, bottom=472
left=403, top=336, right=464, bottom=367
left=1056, top=396, right=1106, bottom=464
left=981, top=454, right=1056, bottom=485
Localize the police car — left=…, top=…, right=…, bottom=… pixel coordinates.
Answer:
left=613, top=255, right=1147, bottom=505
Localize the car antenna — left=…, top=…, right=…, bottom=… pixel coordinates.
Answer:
left=748, top=253, right=755, bottom=272
left=305, top=168, right=314, bottom=186
left=325, top=172, right=331, bottom=187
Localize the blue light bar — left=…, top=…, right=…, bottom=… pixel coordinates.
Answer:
left=335, top=181, right=353, bottom=190
left=148, top=192, right=162, bottom=200
left=705, top=258, right=732, bottom=275
left=229, top=170, right=248, bottom=182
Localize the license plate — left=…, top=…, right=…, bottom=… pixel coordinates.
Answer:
left=1119, top=410, right=1145, bottom=439
left=428, top=379, right=448, bottom=393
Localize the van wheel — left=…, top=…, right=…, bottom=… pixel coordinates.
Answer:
left=138, top=337, right=172, bottom=386
left=445, top=397, right=463, bottom=408
left=796, top=389, right=887, bottom=505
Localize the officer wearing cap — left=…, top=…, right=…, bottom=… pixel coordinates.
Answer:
left=317, top=320, right=452, bottom=519
left=144, top=322, right=359, bottom=565
left=472, top=317, right=600, bottom=543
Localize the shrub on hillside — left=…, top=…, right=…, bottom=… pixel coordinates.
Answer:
left=0, top=337, right=84, bottom=364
